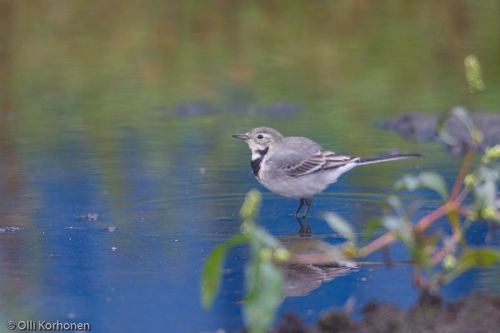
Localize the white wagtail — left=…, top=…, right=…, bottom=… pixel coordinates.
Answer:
left=233, top=127, right=422, bottom=218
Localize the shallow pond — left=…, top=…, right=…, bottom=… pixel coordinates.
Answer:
left=2, top=120, right=498, bottom=332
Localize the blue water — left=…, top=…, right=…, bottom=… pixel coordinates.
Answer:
left=1, top=126, right=498, bottom=333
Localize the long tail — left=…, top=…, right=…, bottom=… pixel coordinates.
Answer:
left=358, top=153, right=422, bottom=165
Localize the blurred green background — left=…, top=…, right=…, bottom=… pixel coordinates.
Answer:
left=3, top=1, right=499, bottom=144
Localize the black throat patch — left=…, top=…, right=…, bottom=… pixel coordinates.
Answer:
left=250, top=147, right=269, bottom=178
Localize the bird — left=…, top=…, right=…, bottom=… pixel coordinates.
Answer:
left=233, top=127, right=422, bottom=218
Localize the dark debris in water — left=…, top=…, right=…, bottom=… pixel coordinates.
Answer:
left=378, top=107, right=500, bottom=156
left=0, top=226, right=21, bottom=233
left=270, top=292, right=500, bottom=333
left=173, top=102, right=217, bottom=117
left=172, top=101, right=301, bottom=118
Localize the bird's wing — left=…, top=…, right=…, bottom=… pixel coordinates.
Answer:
left=266, top=137, right=359, bottom=177
left=285, top=149, right=359, bottom=177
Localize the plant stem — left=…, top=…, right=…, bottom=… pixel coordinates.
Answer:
left=357, top=203, right=452, bottom=257
left=357, top=142, right=476, bottom=259
left=356, top=232, right=396, bottom=257
left=450, top=148, right=475, bottom=200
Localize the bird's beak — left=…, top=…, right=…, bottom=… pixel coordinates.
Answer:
left=232, top=133, right=249, bottom=141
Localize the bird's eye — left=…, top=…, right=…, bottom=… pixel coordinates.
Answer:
left=257, top=134, right=264, bottom=139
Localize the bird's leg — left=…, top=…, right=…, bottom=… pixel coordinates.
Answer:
left=295, top=216, right=305, bottom=235
left=295, top=215, right=312, bottom=236
left=302, top=198, right=312, bottom=218
left=302, top=216, right=311, bottom=235
left=295, top=199, right=312, bottom=235
left=294, top=199, right=305, bottom=218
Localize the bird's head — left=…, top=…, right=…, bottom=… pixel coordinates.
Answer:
left=232, top=127, right=284, bottom=151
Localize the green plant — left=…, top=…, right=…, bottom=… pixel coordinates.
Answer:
left=201, top=190, right=287, bottom=333
left=200, top=190, right=353, bottom=333
left=348, top=55, right=500, bottom=290
left=200, top=55, right=500, bottom=331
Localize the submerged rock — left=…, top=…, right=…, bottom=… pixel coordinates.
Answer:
left=378, top=107, right=500, bottom=156
left=273, top=292, right=500, bottom=333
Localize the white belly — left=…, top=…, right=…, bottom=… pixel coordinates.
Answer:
left=257, top=162, right=358, bottom=199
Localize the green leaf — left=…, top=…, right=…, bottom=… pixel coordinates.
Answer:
left=474, top=179, right=497, bottom=213
left=394, top=175, right=419, bottom=192
left=324, top=212, right=356, bottom=244
left=472, top=166, right=499, bottom=218
left=382, top=215, right=402, bottom=232
left=382, top=215, right=414, bottom=245
left=462, top=248, right=500, bottom=266
left=387, top=195, right=405, bottom=217
left=437, top=107, right=477, bottom=146
left=410, top=244, right=431, bottom=270
left=394, top=172, right=449, bottom=201
left=244, top=253, right=283, bottom=333
left=442, top=248, right=500, bottom=284
left=200, top=243, right=227, bottom=310
left=477, top=165, right=499, bottom=182
left=251, top=227, right=283, bottom=249
left=419, top=172, right=449, bottom=200
left=200, top=235, right=248, bottom=310
left=360, top=218, right=383, bottom=244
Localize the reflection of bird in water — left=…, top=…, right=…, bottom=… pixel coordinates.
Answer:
left=280, top=238, right=415, bottom=301
left=282, top=263, right=354, bottom=298
left=234, top=263, right=355, bottom=304
left=235, top=233, right=413, bottom=304
left=277, top=236, right=358, bottom=299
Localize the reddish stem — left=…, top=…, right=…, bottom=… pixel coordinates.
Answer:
left=450, top=147, right=475, bottom=200
left=358, top=202, right=456, bottom=257
left=357, top=232, right=396, bottom=257
left=356, top=142, right=476, bottom=258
